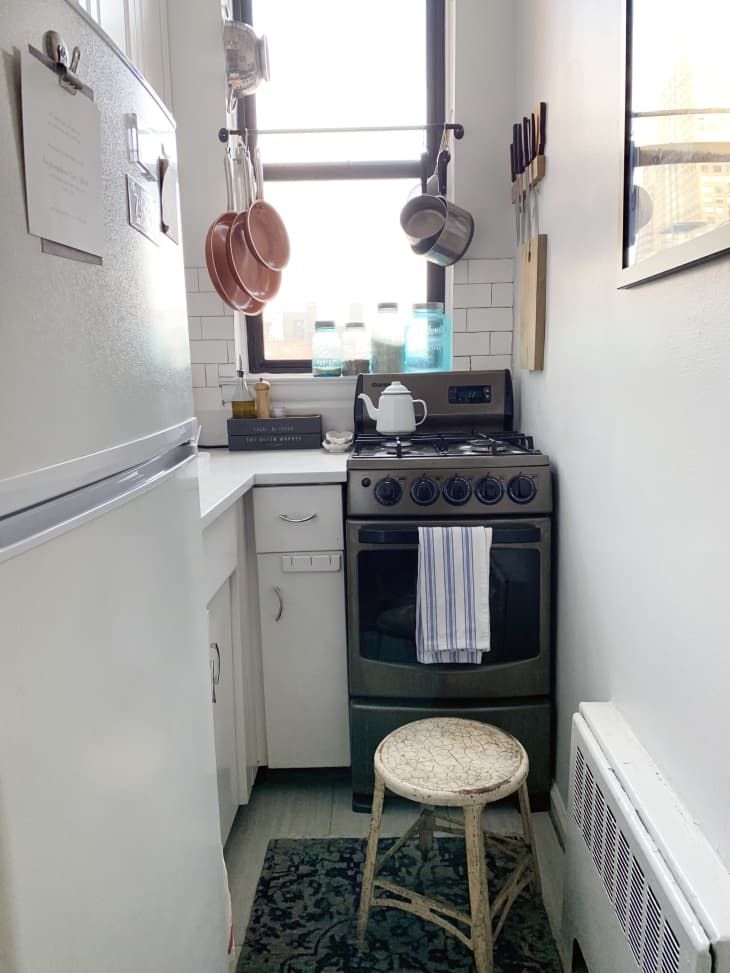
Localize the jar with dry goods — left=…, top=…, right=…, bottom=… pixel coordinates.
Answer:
left=371, top=302, right=405, bottom=373
left=311, top=321, right=342, bottom=377
left=341, top=322, right=371, bottom=376
left=405, top=302, right=452, bottom=372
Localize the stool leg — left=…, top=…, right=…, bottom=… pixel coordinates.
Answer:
left=518, top=781, right=542, bottom=898
left=418, top=805, right=435, bottom=861
left=357, top=775, right=385, bottom=944
left=463, top=803, right=493, bottom=973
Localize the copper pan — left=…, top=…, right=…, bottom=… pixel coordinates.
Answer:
left=227, top=149, right=281, bottom=302
left=242, top=146, right=290, bottom=271
left=203, top=151, right=265, bottom=312
left=205, top=213, right=264, bottom=313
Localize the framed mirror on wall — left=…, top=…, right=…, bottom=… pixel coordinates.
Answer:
left=619, top=0, right=730, bottom=287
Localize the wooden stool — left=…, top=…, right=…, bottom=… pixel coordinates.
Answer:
left=356, top=717, right=541, bottom=973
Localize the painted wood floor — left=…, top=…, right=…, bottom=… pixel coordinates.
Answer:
left=224, top=768, right=566, bottom=968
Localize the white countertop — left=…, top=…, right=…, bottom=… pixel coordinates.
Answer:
left=197, top=448, right=349, bottom=529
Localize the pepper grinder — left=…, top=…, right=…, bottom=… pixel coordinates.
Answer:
left=254, top=377, right=272, bottom=418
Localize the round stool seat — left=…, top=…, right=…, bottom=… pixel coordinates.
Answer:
left=374, top=717, right=529, bottom=807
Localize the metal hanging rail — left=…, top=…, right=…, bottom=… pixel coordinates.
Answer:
left=218, top=121, right=465, bottom=143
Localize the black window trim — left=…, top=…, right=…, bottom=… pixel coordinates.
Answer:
left=236, top=0, right=446, bottom=374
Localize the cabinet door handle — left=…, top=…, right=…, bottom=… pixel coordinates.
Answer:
left=278, top=513, right=317, bottom=524
left=272, top=585, right=284, bottom=621
left=210, top=641, right=221, bottom=703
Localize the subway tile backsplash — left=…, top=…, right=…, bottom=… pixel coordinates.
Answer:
left=185, top=255, right=514, bottom=395
left=186, top=265, right=234, bottom=394
left=449, top=255, right=514, bottom=372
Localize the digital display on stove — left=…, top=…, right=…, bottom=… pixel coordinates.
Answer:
left=448, top=384, right=492, bottom=405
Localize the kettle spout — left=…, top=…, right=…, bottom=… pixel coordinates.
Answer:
left=358, top=392, right=378, bottom=421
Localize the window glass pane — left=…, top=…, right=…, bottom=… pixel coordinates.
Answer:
left=625, top=0, right=730, bottom=265
left=252, top=0, right=427, bottom=164
left=258, top=179, right=427, bottom=361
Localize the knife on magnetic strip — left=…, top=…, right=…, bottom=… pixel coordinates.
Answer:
left=513, top=122, right=524, bottom=243
left=509, top=141, right=519, bottom=243
left=523, top=115, right=533, bottom=239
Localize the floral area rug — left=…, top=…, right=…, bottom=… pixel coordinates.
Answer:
left=236, top=835, right=562, bottom=972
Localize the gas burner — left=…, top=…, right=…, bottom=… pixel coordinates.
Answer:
left=468, top=432, right=536, bottom=454
left=381, top=438, right=413, bottom=457
left=462, top=439, right=511, bottom=456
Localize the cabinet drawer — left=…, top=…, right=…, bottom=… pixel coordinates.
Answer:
left=253, top=485, right=343, bottom=553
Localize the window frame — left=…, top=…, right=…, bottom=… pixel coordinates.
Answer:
left=235, top=0, right=446, bottom=373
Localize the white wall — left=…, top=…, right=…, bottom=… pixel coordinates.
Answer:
left=447, top=1, right=518, bottom=370
left=513, top=0, right=730, bottom=866
left=451, top=0, right=516, bottom=261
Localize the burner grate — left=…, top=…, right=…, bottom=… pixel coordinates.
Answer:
left=351, top=430, right=538, bottom=457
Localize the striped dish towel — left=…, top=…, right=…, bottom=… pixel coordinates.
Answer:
left=415, top=526, right=492, bottom=664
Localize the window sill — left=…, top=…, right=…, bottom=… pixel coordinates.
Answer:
left=246, top=373, right=358, bottom=384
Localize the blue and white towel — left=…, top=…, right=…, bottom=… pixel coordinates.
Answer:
left=415, top=526, right=492, bottom=664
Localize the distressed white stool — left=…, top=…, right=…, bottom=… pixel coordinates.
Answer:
left=356, top=717, right=541, bottom=973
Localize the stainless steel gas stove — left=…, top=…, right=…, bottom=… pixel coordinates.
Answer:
left=348, top=370, right=552, bottom=519
left=346, top=371, right=553, bottom=811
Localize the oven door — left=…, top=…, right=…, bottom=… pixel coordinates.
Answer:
left=346, top=518, right=551, bottom=699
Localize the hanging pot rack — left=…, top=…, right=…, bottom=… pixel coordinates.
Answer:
left=218, top=121, right=465, bottom=143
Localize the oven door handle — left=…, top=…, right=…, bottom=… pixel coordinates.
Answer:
left=357, top=526, right=541, bottom=545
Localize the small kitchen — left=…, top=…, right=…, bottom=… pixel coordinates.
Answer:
left=2, top=2, right=730, bottom=973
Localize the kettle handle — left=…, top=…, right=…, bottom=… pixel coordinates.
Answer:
left=414, top=399, right=428, bottom=426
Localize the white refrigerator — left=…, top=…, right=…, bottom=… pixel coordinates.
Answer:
left=0, top=3, right=229, bottom=972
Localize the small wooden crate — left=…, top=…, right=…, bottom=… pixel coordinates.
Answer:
left=227, top=415, right=323, bottom=451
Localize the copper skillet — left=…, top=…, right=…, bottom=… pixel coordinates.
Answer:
left=226, top=147, right=281, bottom=302
left=204, top=149, right=275, bottom=311
left=231, top=145, right=290, bottom=272
left=205, top=212, right=264, bottom=313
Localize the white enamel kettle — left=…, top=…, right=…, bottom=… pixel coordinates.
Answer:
left=358, top=381, right=428, bottom=436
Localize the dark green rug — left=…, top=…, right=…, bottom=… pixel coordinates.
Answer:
left=236, top=835, right=561, bottom=972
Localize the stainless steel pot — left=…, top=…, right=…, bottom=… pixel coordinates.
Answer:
left=224, top=20, right=270, bottom=102
left=400, top=194, right=474, bottom=267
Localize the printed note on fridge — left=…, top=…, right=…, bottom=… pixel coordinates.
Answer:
left=21, top=49, right=104, bottom=258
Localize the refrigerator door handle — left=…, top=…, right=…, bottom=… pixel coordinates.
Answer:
left=0, top=443, right=197, bottom=565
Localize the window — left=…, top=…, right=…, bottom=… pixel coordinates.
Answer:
left=234, top=0, right=445, bottom=372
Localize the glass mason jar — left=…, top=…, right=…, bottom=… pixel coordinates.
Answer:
left=341, top=322, right=371, bottom=376
left=405, top=302, right=452, bottom=372
left=371, top=302, right=405, bottom=373
left=311, top=321, right=342, bottom=377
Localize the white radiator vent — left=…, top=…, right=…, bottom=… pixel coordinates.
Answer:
left=572, top=742, right=689, bottom=973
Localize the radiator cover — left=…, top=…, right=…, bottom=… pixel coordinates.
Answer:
left=562, top=704, right=730, bottom=973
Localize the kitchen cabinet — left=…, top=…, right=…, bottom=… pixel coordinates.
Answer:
left=207, top=578, right=238, bottom=843
left=254, top=485, right=350, bottom=768
left=202, top=496, right=264, bottom=842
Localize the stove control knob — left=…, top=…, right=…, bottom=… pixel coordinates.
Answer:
left=507, top=474, right=537, bottom=504
left=410, top=477, right=439, bottom=506
left=442, top=475, right=472, bottom=506
left=475, top=475, right=504, bottom=505
left=374, top=476, right=402, bottom=506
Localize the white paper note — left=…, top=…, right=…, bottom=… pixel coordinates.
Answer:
left=21, top=50, right=104, bottom=257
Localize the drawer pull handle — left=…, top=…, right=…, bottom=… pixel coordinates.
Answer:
left=273, top=585, right=284, bottom=621
left=278, top=513, right=317, bottom=524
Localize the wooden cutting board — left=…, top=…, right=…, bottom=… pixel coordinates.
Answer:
left=519, top=233, right=547, bottom=370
